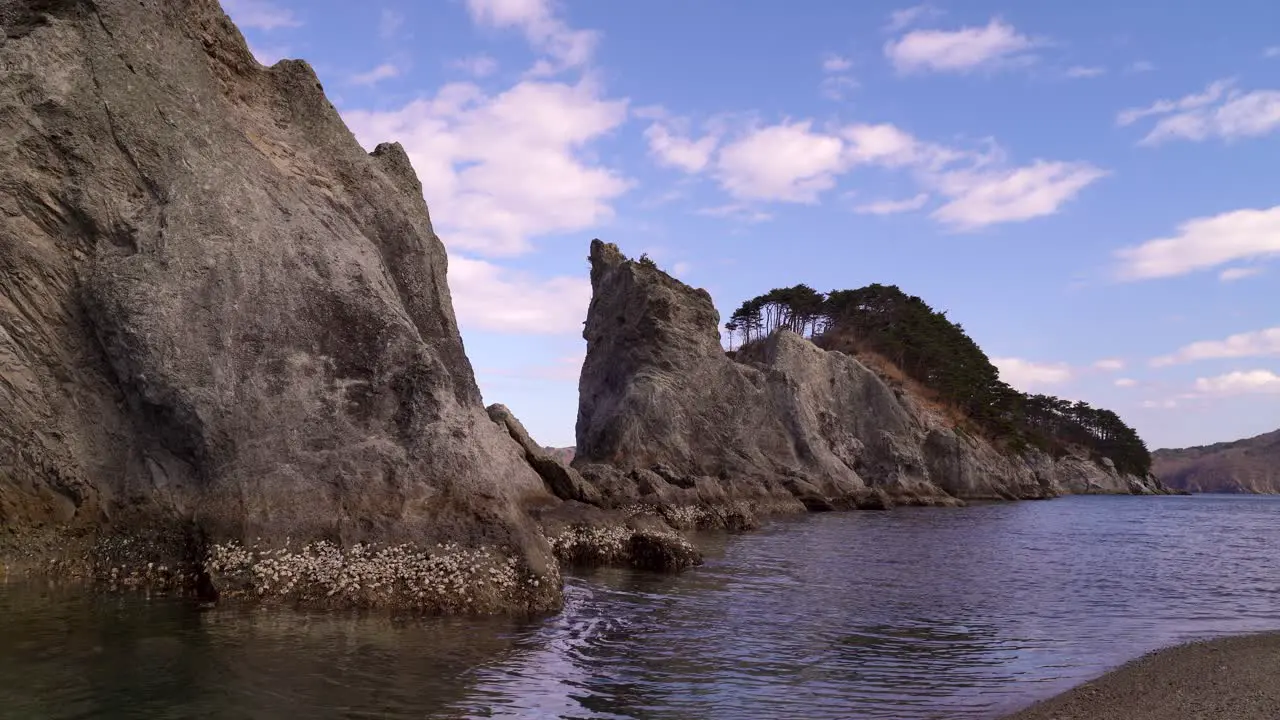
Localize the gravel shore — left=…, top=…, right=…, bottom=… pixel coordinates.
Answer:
left=1002, top=632, right=1280, bottom=720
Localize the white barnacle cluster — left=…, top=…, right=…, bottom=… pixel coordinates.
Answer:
left=619, top=503, right=659, bottom=519
left=661, top=505, right=709, bottom=530
left=205, top=539, right=550, bottom=612
left=546, top=525, right=633, bottom=566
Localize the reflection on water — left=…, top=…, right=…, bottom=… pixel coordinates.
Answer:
left=2, top=495, right=1279, bottom=719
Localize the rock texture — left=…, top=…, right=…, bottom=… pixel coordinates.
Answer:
left=1153, top=429, right=1280, bottom=494
left=0, top=0, right=570, bottom=607
left=574, top=240, right=1167, bottom=514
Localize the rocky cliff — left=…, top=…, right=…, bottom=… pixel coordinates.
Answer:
left=1153, top=429, right=1280, bottom=493
left=0, top=0, right=698, bottom=612
left=573, top=240, right=1167, bottom=515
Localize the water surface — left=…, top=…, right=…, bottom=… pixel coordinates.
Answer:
left=2, top=494, right=1278, bottom=719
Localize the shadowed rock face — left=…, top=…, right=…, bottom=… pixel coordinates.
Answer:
left=575, top=240, right=1167, bottom=508
left=1153, top=429, right=1280, bottom=494
left=0, top=0, right=555, bottom=586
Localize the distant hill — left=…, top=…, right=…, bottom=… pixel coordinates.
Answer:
left=544, top=447, right=575, bottom=465
left=1152, top=429, right=1280, bottom=493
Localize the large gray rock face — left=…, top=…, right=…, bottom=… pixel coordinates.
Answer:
left=575, top=240, right=1166, bottom=508
left=0, top=0, right=553, bottom=578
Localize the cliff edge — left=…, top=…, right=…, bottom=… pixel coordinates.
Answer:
left=574, top=240, right=1167, bottom=516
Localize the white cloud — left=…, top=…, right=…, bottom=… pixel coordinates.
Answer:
left=853, top=193, right=930, bottom=215
left=696, top=204, right=773, bottom=223
left=885, top=18, right=1038, bottom=75
left=465, top=0, right=596, bottom=75
left=343, top=78, right=630, bottom=257
left=453, top=55, right=499, bottom=77
left=1125, top=60, right=1156, bottom=74
left=644, top=122, right=719, bottom=173
left=884, top=4, right=945, bottom=33
left=246, top=42, right=290, bottom=66
left=1264, top=46, right=1280, bottom=59
left=1094, top=358, right=1126, bottom=371
left=1115, top=204, right=1280, bottom=280
left=1141, top=398, right=1178, bottom=409
left=1065, top=65, right=1106, bottom=78
left=1114, top=377, right=1138, bottom=388
left=1221, top=267, right=1263, bottom=282
left=842, top=123, right=939, bottom=167
left=221, top=0, right=301, bottom=30
left=1151, top=327, right=1280, bottom=367
left=448, top=256, right=590, bottom=334
left=1194, top=370, right=1280, bottom=396
left=930, top=160, right=1107, bottom=230
left=380, top=9, right=404, bottom=40
left=350, top=63, right=401, bottom=86
left=715, top=121, right=847, bottom=202
left=992, top=357, right=1073, bottom=391
left=1118, top=79, right=1280, bottom=145
left=660, top=117, right=1100, bottom=228
left=821, top=75, right=860, bottom=101
left=823, top=54, right=853, bottom=73
left=1117, top=79, right=1235, bottom=126
left=819, top=57, right=860, bottom=100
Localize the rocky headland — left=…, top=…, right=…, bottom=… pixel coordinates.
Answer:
left=570, top=240, right=1167, bottom=528
left=0, top=0, right=1165, bottom=614
left=1152, top=428, right=1280, bottom=494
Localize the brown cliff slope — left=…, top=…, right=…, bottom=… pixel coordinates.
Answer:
left=1153, top=429, right=1280, bottom=493
left=574, top=240, right=1167, bottom=515
left=0, top=0, right=566, bottom=609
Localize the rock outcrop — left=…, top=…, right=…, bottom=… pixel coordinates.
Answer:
left=574, top=240, right=1167, bottom=515
left=1153, top=429, right=1280, bottom=493
left=0, top=0, right=609, bottom=610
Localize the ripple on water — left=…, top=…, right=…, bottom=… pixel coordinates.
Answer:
left=2, top=495, right=1279, bottom=719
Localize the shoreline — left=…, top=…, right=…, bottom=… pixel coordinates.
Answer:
left=1001, top=632, right=1280, bottom=719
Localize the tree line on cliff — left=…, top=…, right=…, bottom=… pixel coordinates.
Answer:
left=724, top=284, right=1152, bottom=476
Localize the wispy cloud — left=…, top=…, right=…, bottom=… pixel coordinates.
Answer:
left=853, top=193, right=930, bottom=215
left=1118, top=78, right=1280, bottom=145
left=1151, top=327, right=1280, bottom=367
left=884, top=4, right=945, bottom=34
left=1220, top=267, right=1263, bottom=282
left=992, top=357, right=1073, bottom=391
left=885, top=18, right=1041, bottom=75
left=1065, top=65, right=1106, bottom=79
left=644, top=116, right=1102, bottom=230
left=350, top=63, right=401, bottom=86
left=823, top=54, right=853, bottom=72
left=1194, top=370, right=1280, bottom=396
left=379, top=8, right=404, bottom=40
left=465, top=0, right=597, bottom=76
left=221, top=0, right=301, bottom=30
left=1115, top=204, right=1280, bottom=280
left=453, top=54, right=499, bottom=78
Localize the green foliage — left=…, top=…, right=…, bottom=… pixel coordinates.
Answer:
left=724, top=283, right=1152, bottom=475
left=637, top=253, right=658, bottom=269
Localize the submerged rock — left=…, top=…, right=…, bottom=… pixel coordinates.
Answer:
left=574, top=240, right=1169, bottom=515
left=0, top=0, right=561, bottom=610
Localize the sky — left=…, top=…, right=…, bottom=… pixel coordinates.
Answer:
left=222, top=0, right=1280, bottom=451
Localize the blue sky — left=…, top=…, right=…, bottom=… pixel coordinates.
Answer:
left=223, top=0, right=1280, bottom=451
